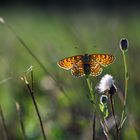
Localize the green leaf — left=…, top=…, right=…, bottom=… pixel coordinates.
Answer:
left=99, top=103, right=104, bottom=112
left=99, top=103, right=109, bottom=118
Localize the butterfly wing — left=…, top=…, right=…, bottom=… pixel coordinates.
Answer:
left=89, top=54, right=115, bottom=67
left=90, top=61, right=103, bottom=76
left=71, top=60, right=85, bottom=77
left=57, top=55, right=83, bottom=70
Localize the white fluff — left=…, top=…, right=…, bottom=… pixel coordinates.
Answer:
left=97, top=74, right=114, bottom=93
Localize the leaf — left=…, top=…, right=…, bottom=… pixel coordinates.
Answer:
left=99, top=103, right=109, bottom=118
left=99, top=103, right=104, bottom=112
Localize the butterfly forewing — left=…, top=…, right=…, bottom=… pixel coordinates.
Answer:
left=57, top=55, right=83, bottom=70
left=89, top=54, right=115, bottom=67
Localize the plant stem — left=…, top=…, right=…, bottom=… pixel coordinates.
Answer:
left=0, top=105, right=9, bottom=140
left=26, top=83, right=47, bottom=140
left=92, top=111, right=96, bottom=140
left=86, top=77, right=94, bottom=103
left=109, top=95, right=119, bottom=140
left=86, top=77, right=96, bottom=140
left=100, top=119, right=112, bottom=140
left=16, top=102, right=26, bottom=140
left=120, top=51, right=128, bottom=128
left=23, top=71, right=47, bottom=140
left=123, top=51, right=128, bottom=108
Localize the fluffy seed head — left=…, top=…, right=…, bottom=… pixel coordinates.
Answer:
left=97, top=74, right=117, bottom=95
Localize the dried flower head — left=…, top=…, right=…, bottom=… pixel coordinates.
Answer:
left=120, top=38, right=129, bottom=52
left=97, top=74, right=117, bottom=95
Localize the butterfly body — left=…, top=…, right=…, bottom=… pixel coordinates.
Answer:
left=57, top=53, right=115, bottom=77
left=82, top=54, right=91, bottom=75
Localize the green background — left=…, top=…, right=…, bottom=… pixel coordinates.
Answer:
left=0, top=7, right=140, bottom=140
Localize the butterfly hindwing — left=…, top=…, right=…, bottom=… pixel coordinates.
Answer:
left=71, top=60, right=85, bottom=77
left=90, top=60, right=103, bottom=76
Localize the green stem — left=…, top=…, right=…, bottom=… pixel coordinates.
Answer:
left=86, top=77, right=94, bottom=103
left=86, top=77, right=97, bottom=140
left=123, top=51, right=128, bottom=107
left=86, top=77, right=101, bottom=115
left=120, top=51, right=128, bottom=128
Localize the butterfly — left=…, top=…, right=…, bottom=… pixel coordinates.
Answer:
left=57, top=54, right=115, bottom=77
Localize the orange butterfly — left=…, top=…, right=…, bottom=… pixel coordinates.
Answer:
left=57, top=54, right=115, bottom=77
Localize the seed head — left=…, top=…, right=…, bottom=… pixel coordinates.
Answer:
left=120, top=38, right=129, bottom=51
left=97, top=74, right=117, bottom=95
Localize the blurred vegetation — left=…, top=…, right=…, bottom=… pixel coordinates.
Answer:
left=0, top=7, right=140, bottom=140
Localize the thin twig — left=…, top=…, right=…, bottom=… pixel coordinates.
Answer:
left=0, top=105, right=9, bottom=140
left=100, top=120, right=112, bottom=140
left=22, top=72, right=47, bottom=140
left=26, top=84, right=47, bottom=140
left=20, top=68, right=47, bottom=140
